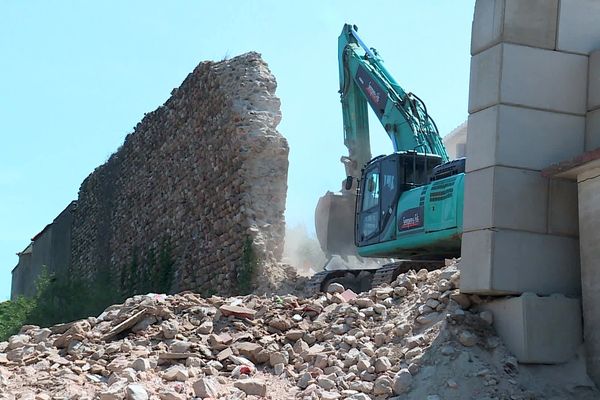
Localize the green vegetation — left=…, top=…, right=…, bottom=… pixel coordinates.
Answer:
left=0, top=266, right=121, bottom=341
left=237, top=236, right=258, bottom=295
left=120, top=240, right=174, bottom=298
left=0, top=296, right=35, bottom=342
left=155, top=239, right=175, bottom=294
left=0, top=239, right=177, bottom=342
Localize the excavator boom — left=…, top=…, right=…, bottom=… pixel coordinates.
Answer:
left=339, top=24, right=448, bottom=183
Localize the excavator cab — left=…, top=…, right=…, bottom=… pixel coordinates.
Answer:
left=356, top=152, right=442, bottom=247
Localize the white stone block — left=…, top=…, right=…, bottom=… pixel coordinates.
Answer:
left=463, top=168, right=494, bottom=231
left=588, top=50, right=600, bottom=111
left=468, top=44, right=502, bottom=113
left=463, top=166, right=548, bottom=234
left=480, top=293, right=582, bottom=364
left=586, top=109, right=600, bottom=151
left=503, top=0, right=558, bottom=50
left=469, top=44, right=588, bottom=115
left=471, top=0, right=558, bottom=55
left=548, top=179, right=579, bottom=237
left=493, top=168, right=548, bottom=233
left=466, top=105, right=585, bottom=172
left=557, top=0, right=600, bottom=55
left=465, top=106, right=496, bottom=172
left=459, top=230, right=495, bottom=293
left=471, top=0, right=505, bottom=55
left=460, top=229, right=581, bottom=295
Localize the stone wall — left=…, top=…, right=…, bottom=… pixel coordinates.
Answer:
left=70, top=52, right=288, bottom=296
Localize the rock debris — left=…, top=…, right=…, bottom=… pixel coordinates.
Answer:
left=1, top=262, right=597, bottom=399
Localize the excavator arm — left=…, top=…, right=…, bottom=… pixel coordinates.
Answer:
left=338, top=23, right=448, bottom=184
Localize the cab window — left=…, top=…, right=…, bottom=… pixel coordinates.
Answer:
left=362, top=168, right=380, bottom=211
left=359, top=166, right=380, bottom=241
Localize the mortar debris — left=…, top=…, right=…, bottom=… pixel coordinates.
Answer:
left=1, top=261, right=597, bottom=399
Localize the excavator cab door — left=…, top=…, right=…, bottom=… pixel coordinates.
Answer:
left=356, top=155, right=401, bottom=246
left=357, top=164, right=381, bottom=245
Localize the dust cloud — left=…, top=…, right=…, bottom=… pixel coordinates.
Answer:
left=282, top=224, right=327, bottom=276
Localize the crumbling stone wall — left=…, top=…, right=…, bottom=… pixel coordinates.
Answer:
left=70, top=52, right=288, bottom=295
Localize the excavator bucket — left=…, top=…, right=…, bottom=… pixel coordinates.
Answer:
left=315, top=191, right=358, bottom=257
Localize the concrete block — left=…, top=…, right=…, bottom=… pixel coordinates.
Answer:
left=460, top=229, right=581, bottom=295
left=465, top=106, right=497, bottom=172
left=463, top=166, right=548, bottom=234
left=480, top=293, right=582, bottom=364
left=586, top=108, right=600, bottom=151
left=471, top=0, right=505, bottom=55
left=502, top=0, right=558, bottom=50
left=471, top=0, right=558, bottom=55
left=500, top=44, right=587, bottom=114
left=588, top=50, right=600, bottom=111
left=557, top=0, right=600, bottom=55
left=467, top=105, right=585, bottom=172
left=469, top=44, right=588, bottom=115
left=548, top=179, right=579, bottom=237
left=459, top=230, right=494, bottom=294
left=493, top=168, right=548, bottom=233
left=468, top=44, right=502, bottom=113
left=462, top=168, right=494, bottom=231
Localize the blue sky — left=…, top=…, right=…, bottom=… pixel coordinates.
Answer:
left=0, top=1, right=474, bottom=300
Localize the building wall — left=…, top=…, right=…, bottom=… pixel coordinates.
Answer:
left=10, top=202, right=76, bottom=300
left=10, top=251, right=31, bottom=300
left=443, top=122, right=467, bottom=160
left=27, top=227, right=52, bottom=296
left=49, top=202, right=75, bottom=278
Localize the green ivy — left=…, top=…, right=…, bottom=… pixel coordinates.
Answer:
left=237, top=237, right=258, bottom=295
left=0, top=266, right=121, bottom=340
left=155, top=239, right=174, bottom=294
left=123, top=248, right=140, bottom=298
left=0, top=238, right=177, bottom=340
left=120, top=239, right=174, bottom=297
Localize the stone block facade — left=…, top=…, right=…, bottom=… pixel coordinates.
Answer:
left=462, top=0, right=588, bottom=296
left=12, top=52, right=289, bottom=298
left=464, top=0, right=600, bottom=372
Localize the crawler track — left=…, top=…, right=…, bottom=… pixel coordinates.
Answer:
left=307, top=259, right=445, bottom=295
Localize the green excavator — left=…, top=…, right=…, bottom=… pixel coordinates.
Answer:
left=309, top=24, right=465, bottom=293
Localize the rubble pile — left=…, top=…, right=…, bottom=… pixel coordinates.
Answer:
left=254, top=263, right=307, bottom=297
left=0, top=262, right=597, bottom=399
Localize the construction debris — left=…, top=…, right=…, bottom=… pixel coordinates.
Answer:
left=0, top=262, right=597, bottom=399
